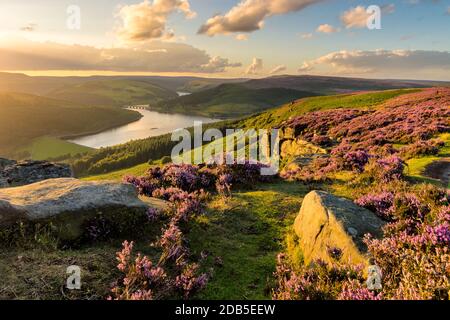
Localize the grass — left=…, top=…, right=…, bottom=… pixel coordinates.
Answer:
left=190, top=181, right=308, bottom=299
left=82, top=163, right=151, bottom=181
left=19, top=136, right=93, bottom=161
left=405, top=133, right=450, bottom=187
left=241, top=88, right=420, bottom=129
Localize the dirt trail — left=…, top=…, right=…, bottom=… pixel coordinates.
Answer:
left=423, top=158, right=450, bottom=187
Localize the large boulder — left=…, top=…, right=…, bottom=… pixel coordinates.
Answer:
left=0, top=160, right=73, bottom=188
left=294, top=191, right=385, bottom=267
left=0, top=178, right=168, bottom=240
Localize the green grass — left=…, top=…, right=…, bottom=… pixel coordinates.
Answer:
left=241, top=88, right=421, bottom=129
left=405, top=133, right=450, bottom=187
left=19, top=136, right=93, bottom=161
left=82, top=163, right=151, bottom=181
left=190, top=181, right=308, bottom=299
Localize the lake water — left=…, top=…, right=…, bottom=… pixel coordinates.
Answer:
left=69, top=109, right=219, bottom=149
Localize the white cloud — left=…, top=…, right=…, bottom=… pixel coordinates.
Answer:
left=316, top=24, right=338, bottom=33
left=235, top=34, right=249, bottom=41
left=269, top=65, right=287, bottom=75
left=297, top=49, right=450, bottom=79
left=341, top=5, right=395, bottom=29
left=198, top=0, right=325, bottom=36
left=116, top=0, right=196, bottom=42
left=246, top=57, right=264, bottom=75
left=300, top=33, right=313, bottom=39
left=0, top=38, right=240, bottom=73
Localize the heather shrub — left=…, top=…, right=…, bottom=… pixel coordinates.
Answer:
left=272, top=254, right=368, bottom=300
left=400, top=139, right=444, bottom=159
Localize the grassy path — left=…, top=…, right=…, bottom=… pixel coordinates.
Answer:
left=190, top=181, right=308, bottom=299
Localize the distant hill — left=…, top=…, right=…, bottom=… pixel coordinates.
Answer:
left=47, top=79, right=179, bottom=107
left=0, top=72, right=244, bottom=96
left=152, top=84, right=321, bottom=119
left=0, top=92, right=141, bottom=158
left=241, top=75, right=450, bottom=94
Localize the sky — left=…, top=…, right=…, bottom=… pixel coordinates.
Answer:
left=0, top=0, right=449, bottom=80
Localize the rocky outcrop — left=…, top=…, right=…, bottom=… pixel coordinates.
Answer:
left=0, top=160, right=72, bottom=188
left=280, top=138, right=327, bottom=158
left=294, top=191, right=385, bottom=267
left=0, top=178, right=168, bottom=240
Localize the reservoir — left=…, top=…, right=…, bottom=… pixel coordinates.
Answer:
left=69, top=109, right=219, bottom=149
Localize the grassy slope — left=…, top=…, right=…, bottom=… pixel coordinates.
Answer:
left=20, top=136, right=93, bottom=161
left=405, top=133, right=450, bottom=187
left=48, top=79, right=178, bottom=107
left=0, top=92, right=141, bottom=159
left=241, top=88, right=421, bottom=129
left=152, top=84, right=320, bottom=119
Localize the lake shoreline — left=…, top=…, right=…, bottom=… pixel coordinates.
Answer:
left=59, top=111, right=144, bottom=141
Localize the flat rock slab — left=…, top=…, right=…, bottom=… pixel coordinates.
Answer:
left=294, top=191, right=385, bottom=267
left=0, top=178, right=168, bottom=240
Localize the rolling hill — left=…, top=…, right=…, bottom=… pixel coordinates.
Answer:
left=241, top=75, right=450, bottom=94
left=47, top=79, right=179, bottom=107
left=152, top=84, right=321, bottom=119
left=0, top=92, right=141, bottom=159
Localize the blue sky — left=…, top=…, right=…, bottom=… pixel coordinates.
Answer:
left=0, top=0, right=449, bottom=79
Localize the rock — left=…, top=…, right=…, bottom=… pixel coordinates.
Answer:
left=294, top=191, right=385, bottom=267
left=281, top=155, right=329, bottom=176
left=0, top=178, right=168, bottom=240
left=0, top=160, right=72, bottom=188
left=0, top=158, right=16, bottom=170
left=280, top=138, right=327, bottom=158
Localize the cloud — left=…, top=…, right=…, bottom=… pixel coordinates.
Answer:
left=198, top=0, right=325, bottom=36
left=269, top=65, right=287, bottom=75
left=316, top=24, right=338, bottom=33
left=300, top=33, right=313, bottom=39
left=116, top=0, right=196, bottom=42
left=297, top=49, right=450, bottom=79
left=341, top=5, right=395, bottom=29
left=0, top=38, right=240, bottom=73
left=20, top=23, right=37, bottom=32
left=246, top=57, right=263, bottom=75
left=235, top=34, right=249, bottom=41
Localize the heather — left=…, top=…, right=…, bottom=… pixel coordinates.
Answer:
left=110, top=161, right=274, bottom=300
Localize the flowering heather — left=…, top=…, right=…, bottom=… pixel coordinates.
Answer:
left=272, top=254, right=366, bottom=300
left=174, top=263, right=209, bottom=299
left=343, top=150, right=370, bottom=173
left=355, top=191, right=395, bottom=220
left=338, top=281, right=383, bottom=300
left=278, top=88, right=449, bottom=181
